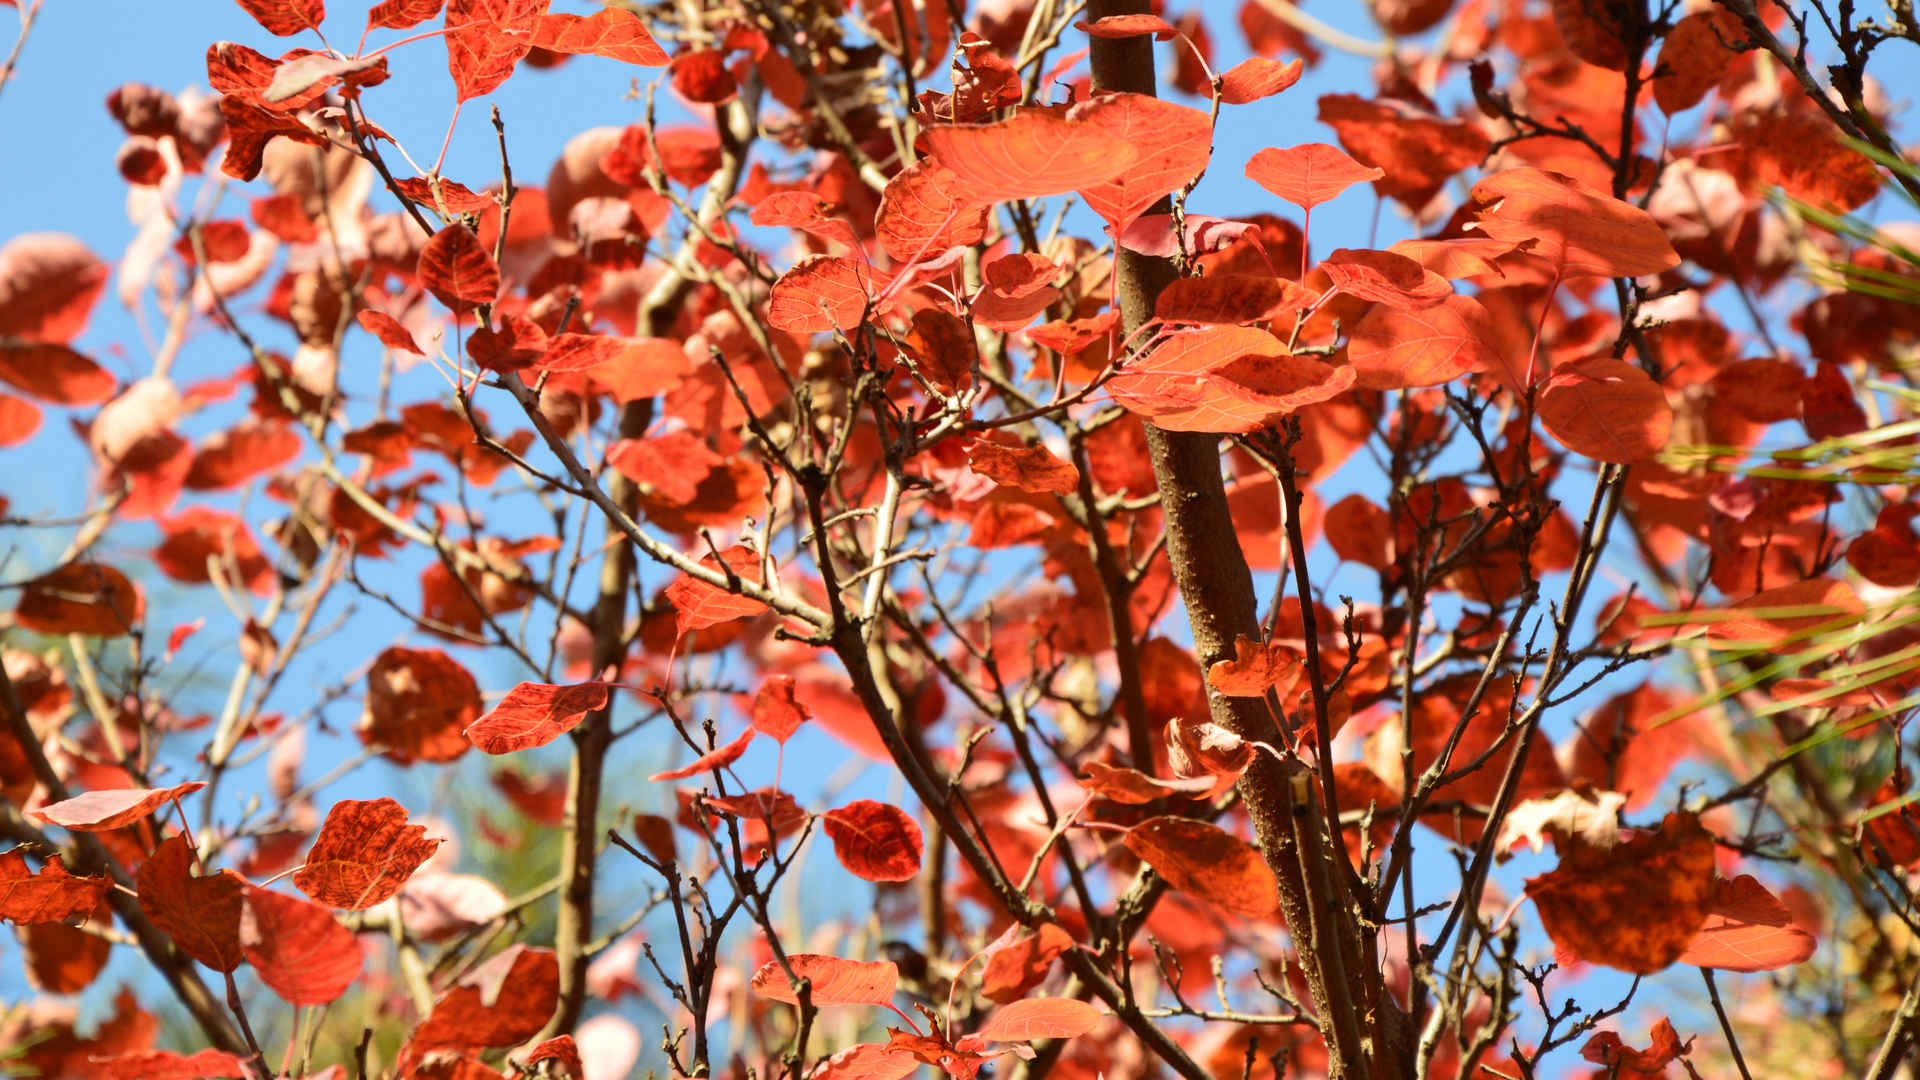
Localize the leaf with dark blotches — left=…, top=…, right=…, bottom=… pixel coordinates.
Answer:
left=822, top=800, right=924, bottom=882
left=464, top=682, right=611, bottom=754
left=1123, top=816, right=1278, bottom=918
left=241, top=886, right=363, bottom=1004
left=294, top=797, right=442, bottom=909
left=34, top=781, right=205, bottom=831
left=136, top=835, right=246, bottom=972
left=0, top=851, right=111, bottom=924
left=1526, top=812, right=1717, bottom=974
left=967, top=440, right=1081, bottom=496
left=750, top=954, right=898, bottom=1006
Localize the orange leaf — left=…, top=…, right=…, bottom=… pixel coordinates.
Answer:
left=1319, top=248, right=1451, bottom=311
left=976, top=998, right=1102, bottom=1042
left=408, top=944, right=559, bottom=1052
left=1676, top=874, right=1817, bottom=972
left=767, top=255, right=869, bottom=334
left=921, top=108, right=1141, bottom=202
left=464, top=682, right=611, bottom=754
left=1069, top=92, right=1212, bottom=229
left=1074, top=13, right=1178, bottom=38
left=663, top=545, right=768, bottom=631
left=750, top=954, right=899, bottom=1006
left=1123, top=816, right=1278, bottom=918
left=648, top=727, right=756, bottom=781
left=1206, top=635, right=1299, bottom=698
left=530, top=8, right=668, bottom=66
left=822, top=800, right=924, bottom=882
left=875, top=159, right=990, bottom=264
left=1536, top=355, right=1672, bottom=463
left=1345, top=293, right=1498, bottom=390
left=1075, top=762, right=1214, bottom=805
left=293, top=797, right=442, bottom=909
left=750, top=674, right=810, bottom=742
left=1218, top=57, right=1303, bottom=105
left=356, top=309, right=424, bottom=355
left=968, top=440, right=1081, bottom=496
left=1470, top=168, right=1680, bottom=280
left=1245, top=142, right=1383, bottom=211
left=234, top=0, right=323, bottom=36
left=1652, top=9, right=1742, bottom=114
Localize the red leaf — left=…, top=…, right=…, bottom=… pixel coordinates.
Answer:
left=749, top=954, right=899, bottom=1006
left=410, top=944, right=560, bottom=1051
left=34, top=781, right=206, bottom=832
left=0, top=851, right=111, bottom=923
left=980, top=923, right=1076, bottom=1003
left=536, top=333, right=629, bottom=373
left=921, top=108, right=1141, bottom=202
left=1536, top=355, right=1672, bottom=464
left=241, top=886, right=363, bottom=1004
left=1345, top=293, right=1499, bottom=390
left=767, top=255, right=869, bottom=333
left=1075, top=762, right=1214, bottom=805
left=293, top=797, right=442, bottom=909
left=822, top=800, right=924, bottom=882
left=1677, top=875, right=1818, bottom=972
left=0, top=392, right=41, bottom=447
left=529, top=8, right=668, bottom=66
left=976, top=998, right=1102, bottom=1042
left=234, top=0, right=323, bottom=36
left=1470, top=169, right=1680, bottom=280
left=1526, top=813, right=1717, bottom=974
left=875, top=159, right=991, bottom=264
left=136, top=835, right=246, bottom=972
left=368, top=0, right=442, bottom=30
left=1582, top=1020, right=1685, bottom=1078
left=1218, top=57, right=1303, bottom=105
left=444, top=0, right=542, bottom=102
left=464, top=682, right=611, bottom=754
left=968, top=440, right=1081, bottom=496
left=1074, top=13, right=1178, bottom=38
left=362, top=646, right=484, bottom=765
left=1652, top=9, right=1742, bottom=114
left=184, top=419, right=302, bottom=491
left=1122, top=817, right=1278, bottom=918
left=88, top=1049, right=254, bottom=1080
left=0, top=233, right=108, bottom=343
left=1154, top=274, right=1303, bottom=325
left=0, top=343, right=117, bottom=405
left=525, top=1036, right=584, bottom=1080
left=1244, top=143, right=1383, bottom=211
left=648, top=727, right=756, bottom=781
left=664, top=545, right=768, bottom=631
left=671, top=48, right=738, bottom=103
left=356, top=310, right=424, bottom=354
left=417, top=225, right=500, bottom=313
left=1069, top=92, right=1211, bottom=229
left=1319, top=248, right=1451, bottom=311
left=392, top=175, right=496, bottom=214
left=750, top=675, right=810, bottom=742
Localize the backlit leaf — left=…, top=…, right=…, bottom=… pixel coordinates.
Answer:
left=750, top=954, right=899, bottom=1006
left=241, top=886, right=362, bottom=1004
left=464, top=682, right=611, bottom=754
left=136, top=835, right=246, bottom=972
left=1676, top=875, right=1817, bottom=972
left=0, top=851, right=111, bottom=924
left=34, top=781, right=205, bottom=832
left=822, top=800, right=924, bottom=882
left=976, top=998, right=1102, bottom=1042
left=234, top=0, right=323, bottom=36
left=530, top=8, right=668, bottom=66
left=1070, top=92, right=1212, bottom=229
left=1536, top=355, right=1672, bottom=463
left=417, top=225, right=500, bottom=312
left=767, top=255, right=869, bottom=334
left=293, top=797, right=442, bottom=909
left=1245, top=142, right=1383, bottom=211
left=922, top=108, right=1141, bottom=202
left=1123, top=816, right=1278, bottom=918
left=1525, top=812, right=1716, bottom=974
